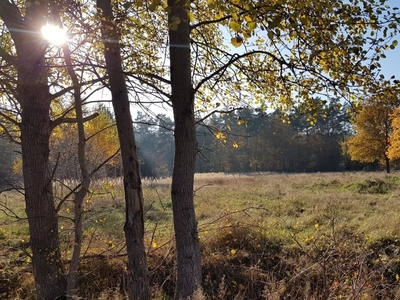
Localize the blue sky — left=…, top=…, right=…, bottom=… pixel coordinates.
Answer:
left=380, top=0, right=400, bottom=78
left=380, top=47, right=399, bottom=79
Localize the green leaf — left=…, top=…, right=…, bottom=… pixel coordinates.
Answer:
left=300, top=16, right=310, bottom=27
left=248, top=22, right=257, bottom=31
left=169, top=16, right=181, bottom=30
left=229, top=21, right=241, bottom=32
left=123, top=1, right=134, bottom=9
left=383, top=27, right=388, bottom=38
left=269, top=15, right=282, bottom=29
left=149, top=0, right=160, bottom=11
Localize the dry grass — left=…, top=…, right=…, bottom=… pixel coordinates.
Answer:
left=2, top=172, right=400, bottom=299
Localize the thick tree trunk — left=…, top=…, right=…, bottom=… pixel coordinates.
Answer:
left=18, top=60, right=66, bottom=300
left=168, top=1, right=202, bottom=298
left=97, top=1, right=150, bottom=299
left=12, top=3, right=66, bottom=299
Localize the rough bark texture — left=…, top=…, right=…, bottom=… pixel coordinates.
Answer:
left=168, top=0, right=202, bottom=298
left=20, top=97, right=66, bottom=300
left=97, top=1, right=150, bottom=299
left=0, top=2, right=67, bottom=299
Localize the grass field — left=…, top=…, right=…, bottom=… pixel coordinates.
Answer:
left=2, top=172, right=400, bottom=299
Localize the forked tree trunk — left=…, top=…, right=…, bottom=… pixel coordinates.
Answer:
left=97, top=1, right=150, bottom=299
left=168, top=0, right=202, bottom=298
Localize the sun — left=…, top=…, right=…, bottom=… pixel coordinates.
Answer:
left=41, top=24, right=67, bottom=46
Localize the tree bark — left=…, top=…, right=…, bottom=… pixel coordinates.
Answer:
left=20, top=100, right=66, bottom=300
left=168, top=0, right=202, bottom=298
left=97, top=1, right=150, bottom=299
left=0, top=2, right=67, bottom=298
left=385, top=156, right=390, bottom=173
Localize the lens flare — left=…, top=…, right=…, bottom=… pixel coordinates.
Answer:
left=41, top=24, right=66, bottom=45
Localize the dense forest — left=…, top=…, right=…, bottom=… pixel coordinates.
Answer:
left=137, top=99, right=379, bottom=178
left=0, top=99, right=383, bottom=188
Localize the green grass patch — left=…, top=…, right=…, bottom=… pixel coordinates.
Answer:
left=341, top=178, right=396, bottom=194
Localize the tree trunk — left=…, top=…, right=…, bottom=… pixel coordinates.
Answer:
left=385, top=156, right=390, bottom=173
left=97, top=1, right=150, bottom=299
left=168, top=1, right=202, bottom=298
left=18, top=60, right=66, bottom=300
left=10, top=3, right=66, bottom=299
left=62, top=34, right=91, bottom=299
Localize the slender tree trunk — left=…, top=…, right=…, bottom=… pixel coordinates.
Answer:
left=97, top=1, right=150, bottom=299
left=62, top=32, right=91, bottom=299
left=7, top=2, right=67, bottom=298
left=385, top=156, right=390, bottom=173
left=168, top=0, right=202, bottom=298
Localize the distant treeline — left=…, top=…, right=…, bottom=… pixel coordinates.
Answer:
left=0, top=100, right=381, bottom=188
left=136, top=100, right=378, bottom=178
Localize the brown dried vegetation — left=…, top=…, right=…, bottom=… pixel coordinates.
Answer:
left=2, top=172, right=400, bottom=299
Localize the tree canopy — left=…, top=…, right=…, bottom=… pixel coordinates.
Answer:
left=344, top=94, right=397, bottom=173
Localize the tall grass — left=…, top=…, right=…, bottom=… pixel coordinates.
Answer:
left=2, top=172, right=400, bottom=299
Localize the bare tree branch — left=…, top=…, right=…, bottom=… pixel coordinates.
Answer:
left=50, top=112, right=99, bottom=131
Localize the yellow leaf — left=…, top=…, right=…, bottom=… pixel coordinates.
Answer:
left=152, top=242, right=157, bottom=248
left=244, top=3, right=253, bottom=10
left=188, top=11, right=195, bottom=23
left=215, top=131, right=227, bottom=140
left=230, top=249, right=237, bottom=255
left=231, top=36, right=243, bottom=47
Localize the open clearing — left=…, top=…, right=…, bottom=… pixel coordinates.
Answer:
left=2, top=172, right=400, bottom=299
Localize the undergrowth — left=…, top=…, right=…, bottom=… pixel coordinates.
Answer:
left=1, top=172, right=400, bottom=299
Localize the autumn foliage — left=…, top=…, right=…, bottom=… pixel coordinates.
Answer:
left=344, top=101, right=392, bottom=172
left=344, top=85, right=400, bottom=173
left=49, top=106, right=120, bottom=179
